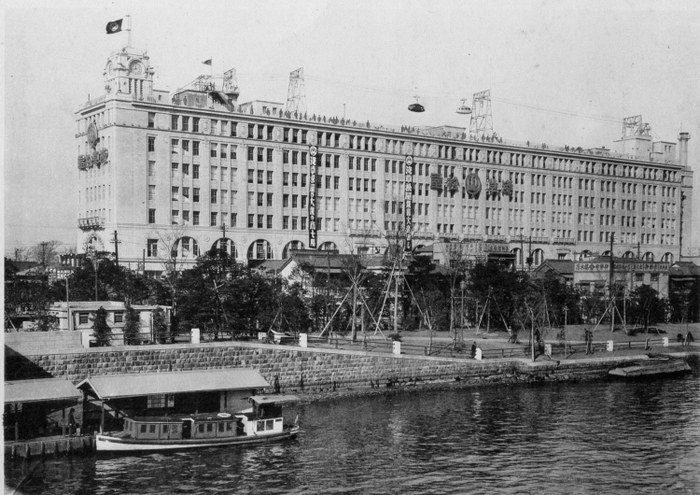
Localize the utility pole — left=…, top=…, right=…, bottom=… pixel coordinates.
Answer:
left=110, top=230, right=121, bottom=267
left=609, top=233, right=615, bottom=333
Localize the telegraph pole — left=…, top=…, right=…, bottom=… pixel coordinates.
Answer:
left=609, top=233, right=615, bottom=333
left=110, top=230, right=121, bottom=267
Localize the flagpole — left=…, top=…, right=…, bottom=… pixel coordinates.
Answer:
left=126, top=14, right=132, bottom=47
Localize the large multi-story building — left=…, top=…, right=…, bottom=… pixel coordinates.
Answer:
left=76, top=44, right=694, bottom=276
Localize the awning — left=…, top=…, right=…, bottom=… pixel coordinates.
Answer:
left=4, top=378, right=80, bottom=404
left=76, top=369, right=269, bottom=400
left=249, top=395, right=300, bottom=405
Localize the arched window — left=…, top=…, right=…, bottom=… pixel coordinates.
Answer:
left=511, top=248, right=523, bottom=266
left=212, top=238, right=237, bottom=258
left=319, top=242, right=338, bottom=251
left=532, top=248, right=545, bottom=266
left=642, top=252, right=655, bottom=262
left=661, top=252, right=673, bottom=263
left=171, top=237, right=199, bottom=258
left=623, top=251, right=635, bottom=259
left=282, top=241, right=305, bottom=259
left=247, top=239, right=272, bottom=260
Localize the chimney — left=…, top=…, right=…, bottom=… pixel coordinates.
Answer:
left=678, top=132, right=690, bottom=166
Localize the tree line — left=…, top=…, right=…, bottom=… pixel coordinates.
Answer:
left=4, top=243, right=698, bottom=341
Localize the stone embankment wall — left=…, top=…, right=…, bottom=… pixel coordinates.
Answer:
left=5, top=339, right=652, bottom=391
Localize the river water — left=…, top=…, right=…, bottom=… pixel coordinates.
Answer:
left=6, top=370, right=700, bottom=495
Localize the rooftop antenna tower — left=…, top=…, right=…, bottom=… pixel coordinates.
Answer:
left=469, top=90, right=493, bottom=140
left=285, top=67, right=306, bottom=114
left=621, top=115, right=651, bottom=139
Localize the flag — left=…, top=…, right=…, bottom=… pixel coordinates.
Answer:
left=106, top=19, right=123, bottom=34
left=202, top=59, right=212, bottom=66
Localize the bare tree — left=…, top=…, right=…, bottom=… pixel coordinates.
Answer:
left=30, top=240, right=61, bottom=268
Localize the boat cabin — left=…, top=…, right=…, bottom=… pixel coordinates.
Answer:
left=119, top=395, right=299, bottom=441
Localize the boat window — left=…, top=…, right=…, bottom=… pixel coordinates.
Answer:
left=140, top=424, right=147, bottom=433
left=206, top=423, right=213, bottom=433
left=162, top=425, right=169, bottom=434
left=218, top=422, right=225, bottom=432
left=266, top=420, right=274, bottom=430
left=226, top=422, right=233, bottom=431
left=171, top=424, right=179, bottom=434
left=197, top=424, right=204, bottom=433
left=149, top=424, right=156, bottom=434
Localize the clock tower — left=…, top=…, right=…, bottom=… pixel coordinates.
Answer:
left=103, top=46, right=154, bottom=100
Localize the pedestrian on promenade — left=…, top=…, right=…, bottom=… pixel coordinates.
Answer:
left=471, top=342, right=477, bottom=358
left=68, top=408, right=76, bottom=436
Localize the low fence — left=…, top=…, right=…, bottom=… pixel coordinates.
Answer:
left=295, top=333, right=692, bottom=361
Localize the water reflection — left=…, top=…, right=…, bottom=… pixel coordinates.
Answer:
left=6, top=372, right=700, bottom=494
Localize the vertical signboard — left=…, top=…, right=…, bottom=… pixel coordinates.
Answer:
left=308, top=145, right=318, bottom=248
left=404, top=155, right=414, bottom=251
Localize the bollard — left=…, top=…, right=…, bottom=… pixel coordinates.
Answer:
left=393, top=341, right=401, bottom=355
left=191, top=328, right=201, bottom=344
left=299, top=333, right=308, bottom=348
left=663, top=337, right=669, bottom=347
left=607, top=340, right=614, bottom=352
left=475, top=347, right=483, bottom=361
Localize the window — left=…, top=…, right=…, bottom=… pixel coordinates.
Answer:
left=148, top=136, right=156, bottom=152
left=334, top=177, right=339, bottom=190
left=248, top=170, right=254, bottom=184
left=230, top=213, right=237, bottom=227
left=193, top=141, right=200, bottom=156
left=210, top=143, right=218, bottom=158
left=147, top=239, right=158, bottom=257
left=267, top=193, right=273, bottom=207
left=211, top=189, right=218, bottom=203
left=193, top=165, right=200, bottom=179
left=172, top=187, right=179, bottom=201
left=148, top=185, right=156, bottom=200
left=248, top=147, right=255, bottom=161
left=267, top=215, right=273, bottom=229
left=220, top=144, right=227, bottom=159
left=283, top=172, right=289, bottom=186
left=193, top=188, right=200, bottom=203
left=211, top=212, right=218, bottom=226
left=258, top=193, right=264, bottom=207
left=148, top=161, right=155, bottom=177
left=283, top=216, right=289, bottom=229
left=193, top=117, right=200, bottom=132
left=171, top=115, right=178, bottom=130
left=114, top=312, right=124, bottom=323
left=267, top=149, right=273, bottom=162
left=193, top=211, right=200, bottom=225
left=183, top=211, right=190, bottom=223
left=79, top=313, right=89, bottom=325
left=182, top=116, right=189, bottom=131
left=148, top=208, right=156, bottom=224
left=267, top=171, right=273, bottom=185
left=248, top=214, right=254, bottom=228
left=171, top=139, right=179, bottom=154
left=283, top=194, right=289, bottom=207
left=257, top=215, right=263, bottom=228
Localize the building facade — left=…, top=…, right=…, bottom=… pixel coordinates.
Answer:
left=76, top=45, right=695, bottom=276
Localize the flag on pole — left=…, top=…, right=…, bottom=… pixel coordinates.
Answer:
left=106, top=19, right=124, bottom=34
left=202, top=59, right=212, bottom=66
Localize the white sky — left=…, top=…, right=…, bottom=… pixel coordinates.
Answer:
left=3, top=0, right=700, bottom=256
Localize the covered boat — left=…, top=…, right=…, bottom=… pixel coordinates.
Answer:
left=95, top=395, right=300, bottom=453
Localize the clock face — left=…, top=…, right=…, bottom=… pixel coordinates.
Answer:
left=106, top=62, right=114, bottom=76
left=130, top=63, right=142, bottom=75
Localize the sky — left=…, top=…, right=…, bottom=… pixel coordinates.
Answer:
left=3, top=0, right=700, bottom=258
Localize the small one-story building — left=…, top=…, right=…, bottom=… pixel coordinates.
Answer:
left=4, top=378, right=81, bottom=440
left=573, top=256, right=670, bottom=298
left=76, top=368, right=270, bottom=433
left=49, top=301, right=172, bottom=346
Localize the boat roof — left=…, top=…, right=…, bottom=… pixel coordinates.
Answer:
left=249, top=395, right=300, bottom=405
left=127, top=413, right=239, bottom=423
left=77, top=369, right=269, bottom=400
left=4, top=378, right=81, bottom=404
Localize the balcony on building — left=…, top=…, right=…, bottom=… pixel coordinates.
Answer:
left=78, top=216, right=105, bottom=230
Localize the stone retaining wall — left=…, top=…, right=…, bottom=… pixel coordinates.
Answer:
left=5, top=341, right=646, bottom=391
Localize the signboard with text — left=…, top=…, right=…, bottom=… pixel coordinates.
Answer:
left=308, top=146, right=318, bottom=248
left=404, top=156, right=414, bottom=251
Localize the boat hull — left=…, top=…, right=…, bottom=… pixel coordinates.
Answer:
left=95, top=426, right=300, bottom=453
left=608, top=359, right=691, bottom=379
